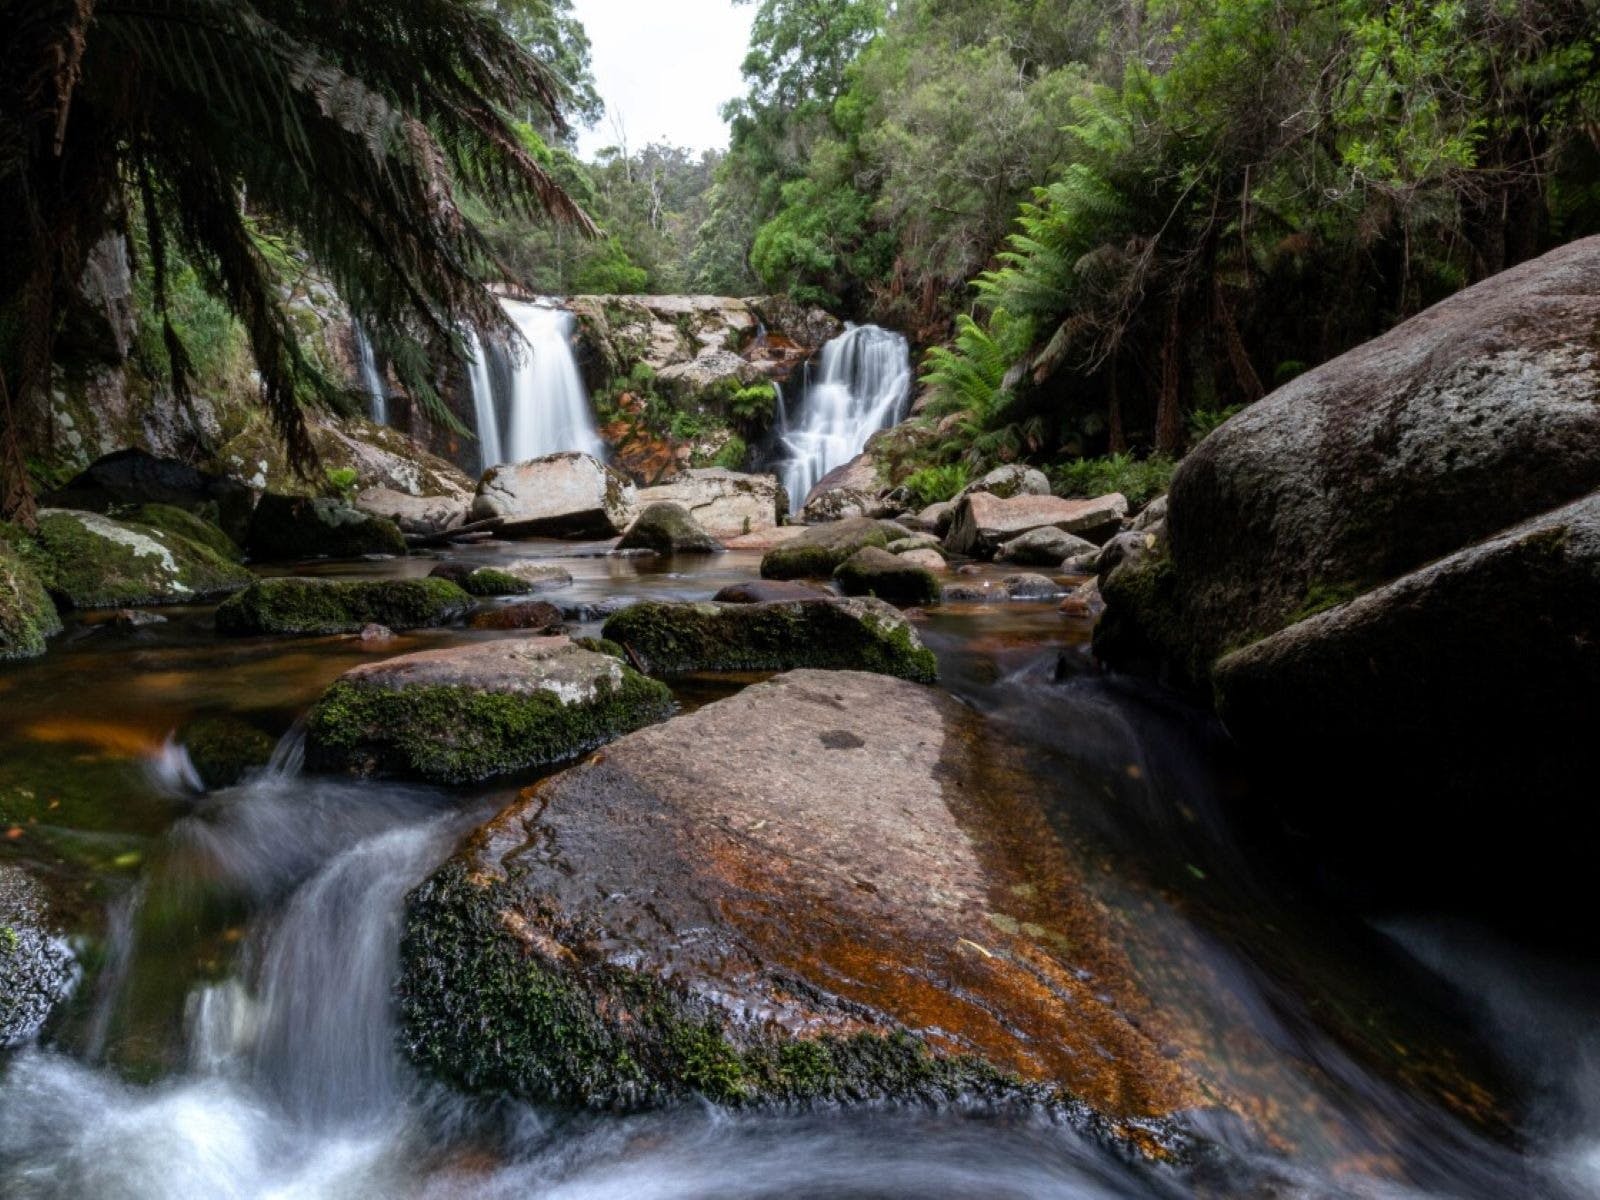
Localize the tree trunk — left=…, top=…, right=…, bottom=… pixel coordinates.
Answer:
left=1155, top=301, right=1183, bottom=456
left=1107, top=362, right=1125, bottom=454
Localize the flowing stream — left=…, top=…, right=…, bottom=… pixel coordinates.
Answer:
left=465, top=299, right=602, bottom=473
left=777, top=324, right=912, bottom=505
left=1, top=549, right=1597, bottom=1197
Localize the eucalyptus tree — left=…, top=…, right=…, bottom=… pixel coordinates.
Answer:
left=0, top=0, right=594, bottom=524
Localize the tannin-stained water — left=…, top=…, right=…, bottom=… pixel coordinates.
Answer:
left=1, top=546, right=1596, bottom=1198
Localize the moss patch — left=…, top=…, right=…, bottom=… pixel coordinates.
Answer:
left=833, top=547, right=940, bottom=606
left=759, top=519, right=900, bottom=580
left=120, top=503, right=243, bottom=562
left=0, top=535, right=61, bottom=661
left=179, top=716, right=277, bottom=788
left=32, top=509, right=253, bottom=610
left=459, top=568, right=528, bottom=597
left=398, top=861, right=1020, bottom=1109
left=304, top=669, right=673, bottom=783
left=603, top=599, right=938, bottom=684
left=215, top=577, right=471, bottom=636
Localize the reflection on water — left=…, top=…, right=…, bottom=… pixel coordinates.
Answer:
left=0, top=541, right=1596, bottom=1198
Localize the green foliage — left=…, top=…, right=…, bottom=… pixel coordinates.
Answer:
left=708, top=436, right=750, bottom=471
left=900, top=463, right=970, bottom=508
left=728, top=384, right=777, bottom=424
left=1050, top=454, right=1175, bottom=509
left=324, top=466, right=360, bottom=499
left=1187, top=405, right=1245, bottom=445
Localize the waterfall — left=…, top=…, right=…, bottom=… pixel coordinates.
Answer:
left=778, top=325, right=912, bottom=506
left=462, top=299, right=601, bottom=473
left=353, top=325, right=386, bottom=425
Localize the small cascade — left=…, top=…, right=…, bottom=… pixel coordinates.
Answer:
left=352, top=325, right=387, bottom=425
left=462, top=298, right=601, bottom=473
left=778, top=324, right=912, bottom=506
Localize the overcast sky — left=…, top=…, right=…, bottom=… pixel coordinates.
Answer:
left=569, top=0, right=755, bottom=160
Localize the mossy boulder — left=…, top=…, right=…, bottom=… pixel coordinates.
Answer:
left=616, top=502, right=722, bottom=554
left=246, top=493, right=407, bottom=562
left=122, top=503, right=242, bottom=561
left=215, top=577, right=471, bottom=636
left=305, top=637, right=674, bottom=783
left=833, top=546, right=940, bottom=606
left=0, top=534, right=62, bottom=661
left=178, top=716, right=277, bottom=789
left=759, top=518, right=907, bottom=580
left=602, top=596, right=937, bottom=683
left=397, top=670, right=1200, bottom=1129
left=32, top=508, right=253, bottom=610
left=43, top=448, right=257, bottom=546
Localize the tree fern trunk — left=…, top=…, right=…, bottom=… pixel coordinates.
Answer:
left=1155, top=301, right=1183, bottom=455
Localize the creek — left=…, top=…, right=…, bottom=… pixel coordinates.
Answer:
left=0, top=546, right=1595, bottom=1198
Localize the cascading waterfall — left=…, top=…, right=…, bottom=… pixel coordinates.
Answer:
left=778, top=324, right=912, bottom=506
left=352, top=325, right=387, bottom=425
left=462, top=298, right=601, bottom=473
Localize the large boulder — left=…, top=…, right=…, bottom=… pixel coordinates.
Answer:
left=833, top=546, right=941, bottom=606
left=305, top=637, right=673, bottom=783
left=398, top=670, right=1199, bottom=1126
left=632, top=469, right=783, bottom=538
left=215, top=577, right=471, bottom=636
left=0, top=536, right=62, bottom=661
left=995, top=527, right=1099, bottom=567
left=959, top=464, right=1051, bottom=501
left=616, top=502, right=722, bottom=554
left=472, top=452, right=636, bottom=538
left=31, top=509, right=253, bottom=609
left=1101, top=236, right=1600, bottom=683
left=800, top=451, right=887, bottom=521
left=602, top=597, right=937, bottom=683
left=944, top=493, right=1128, bottom=559
left=354, top=488, right=466, bottom=538
left=0, top=864, right=77, bottom=1047
left=759, top=517, right=907, bottom=579
left=246, top=494, right=407, bottom=562
left=42, top=448, right=256, bottom=547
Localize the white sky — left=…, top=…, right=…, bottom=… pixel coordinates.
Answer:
left=569, top=0, right=756, bottom=160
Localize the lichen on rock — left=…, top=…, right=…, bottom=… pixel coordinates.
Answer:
left=31, top=508, right=253, bottom=610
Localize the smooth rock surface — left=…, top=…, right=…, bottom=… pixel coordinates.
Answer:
left=355, top=488, right=466, bottom=537
left=712, top=580, right=833, bottom=604
left=616, top=502, right=722, bottom=554
left=472, top=453, right=636, bottom=538
left=945, top=493, right=1128, bottom=559
left=759, top=518, right=908, bottom=579
left=632, top=469, right=783, bottom=538
left=833, top=546, right=941, bottom=606
left=996, top=527, right=1099, bottom=567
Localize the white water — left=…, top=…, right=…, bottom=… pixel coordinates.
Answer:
left=778, top=324, right=912, bottom=507
left=464, top=299, right=602, bottom=473
left=353, top=325, right=387, bottom=426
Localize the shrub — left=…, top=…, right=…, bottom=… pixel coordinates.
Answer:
left=901, top=463, right=970, bottom=508
left=1050, top=453, right=1174, bottom=508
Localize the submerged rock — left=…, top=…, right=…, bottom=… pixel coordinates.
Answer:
left=0, top=535, right=62, bottom=661
left=398, top=670, right=1198, bottom=1126
left=32, top=508, right=253, bottom=609
left=616, top=502, right=722, bottom=555
left=833, top=546, right=941, bottom=606
left=632, top=468, right=784, bottom=538
left=305, top=636, right=673, bottom=783
left=430, top=562, right=572, bottom=597
left=215, top=577, right=471, bottom=636
left=246, top=494, right=407, bottom=562
left=602, top=597, right=938, bottom=683
left=472, top=453, right=636, bottom=538
left=759, top=518, right=907, bottom=580
left=712, top=580, right=832, bottom=604
left=944, top=493, right=1128, bottom=560
left=178, top=716, right=276, bottom=789
left=467, top=600, right=566, bottom=632
left=0, top=864, right=77, bottom=1048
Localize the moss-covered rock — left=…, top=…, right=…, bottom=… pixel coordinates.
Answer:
left=833, top=546, right=941, bottom=606
left=467, top=600, right=565, bottom=632
left=32, top=508, right=253, bottom=610
left=758, top=518, right=907, bottom=580
left=246, top=493, right=407, bottom=562
left=0, top=534, right=62, bottom=661
left=602, top=597, right=937, bottom=683
left=215, top=577, right=471, bottom=636
left=178, top=716, right=278, bottom=789
left=121, top=503, right=242, bottom=562
left=616, top=502, right=722, bottom=554
left=304, top=637, right=674, bottom=783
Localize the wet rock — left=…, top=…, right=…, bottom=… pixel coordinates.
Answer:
left=472, top=452, right=636, bottom=538
left=801, top=487, right=877, bottom=523
left=108, top=609, right=167, bottom=629
left=960, top=464, right=1051, bottom=500
left=178, top=716, right=276, bottom=789
left=430, top=562, right=571, bottom=597
left=246, top=494, right=407, bottom=562
left=759, top=518, right=908, bottom=579
left=355, top=488, right=466, bottom=538
left=602, top=597, right=938, bottom=683
left=907, top=501, right=956, bottom=536
left=0, top=864, right=77, bottom=1048
left=359, top=623, right=394, bottom=643
left=468, top=600, right=566, bottom=632
left=897, top=548, right=948, bottom=574
left=0, top=534, right=61, bottom=661
left=941, top=582, right=995, bottom=603
left=1131, top=495, right=1168, bottom=532
left=1059, top=580, right=1105, bottom=619
left=305, top=636, right=673, bottom=784
left=215, top=577, right=472, bottom=636
left=398, top=670, right=1199, bottom=1124
left=32, top=508, right=253, bottom=610
left=617, top=503, right=722, bottom=555
left=886, top=534, right=942, bottom=556
left=995, top=527, right=1098, bottom=568
left=999, top=574, right=1064, bottom=601
left=712, top=580, right=833, bottom=604
left=43, top=448, right=256, bottom=546
left=632, top=468, right=784, bottom=539
left=557, top=597, right=635, bottom=623
left=833, top=546, right=941, bottom=607
left=944, top=493, right=1128, bottom=559
left=1061, top=551, right=1101, bottom=575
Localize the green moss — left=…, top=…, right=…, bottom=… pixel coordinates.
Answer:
left=121, top=503, right=243, bottom=562
left=833, top=548, right=940, bottom=606
left=573, top=637, right=628, bottom=660
left=1284, top=580, right=1361, bottom=625
left=759, top=521, right=897, bottom=580
left=460, top=568, right=527, bottom=597
left=398, top=861, right=1021, bottom=1110
left=602, top=600, right=938, bottom=684
left=179, top=716, right=277, bottom=788
left=707, top=435, right=750, bottom=471
left=0, top=534, right=61, bottom=660
left=215, top=577, right=471, bottom=636
left=305, top=669, right=673, bottom=783
left=32, top=509, right=253, bottom=610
